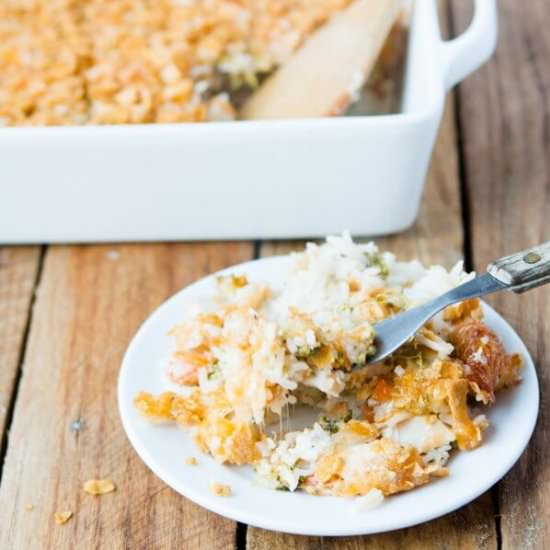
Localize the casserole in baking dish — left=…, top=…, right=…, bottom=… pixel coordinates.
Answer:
left=0, top=0, right=496, bottom=243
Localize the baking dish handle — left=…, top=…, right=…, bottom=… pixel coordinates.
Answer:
left=439, top=0, right=498, bottom=91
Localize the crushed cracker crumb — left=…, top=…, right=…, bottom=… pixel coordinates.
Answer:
left=185, top=456, right=198, bottom=466
left=83, top=479, right=116, bottom=495
left=25, top=504, right=34, bottom=511
left=209, top=482, right=232, bottom=497
left=0, top=0, right=353, bottom=126
left=54, top=511, right=73, bottom=525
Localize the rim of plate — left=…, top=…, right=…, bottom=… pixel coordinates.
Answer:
left=118, top=255, right=540, bottom=537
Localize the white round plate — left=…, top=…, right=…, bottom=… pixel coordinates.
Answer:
left=118, top=256, right=539, bottom=536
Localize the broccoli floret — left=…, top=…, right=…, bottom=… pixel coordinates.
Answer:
left=365, top=252, right=389, bottom=279
left=319, top=416, right=342, bottom=434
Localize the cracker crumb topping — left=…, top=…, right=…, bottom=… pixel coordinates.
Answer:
left=0, top=0, right=352, bottom=126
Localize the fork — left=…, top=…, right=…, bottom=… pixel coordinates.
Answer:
left=368, top=242, right=550, bottom=363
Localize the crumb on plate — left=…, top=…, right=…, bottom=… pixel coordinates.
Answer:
left=209, top=482, right=232, bottom=497
left=185, top=456, right=198, bottom=466
left=352, top=488, right=384, bottom=512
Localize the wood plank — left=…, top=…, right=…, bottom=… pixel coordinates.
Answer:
left=247, top=500, right=496, bottom=550
left=0, top=242, right=253, bottom=550
left=452, top=0, right=550, bottom=548
left=249, top=96, right=497, bottom=549
left=0, top=246, right=42, bottom=444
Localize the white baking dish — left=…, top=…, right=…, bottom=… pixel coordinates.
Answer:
left=0, top=0, right=496, bottom=243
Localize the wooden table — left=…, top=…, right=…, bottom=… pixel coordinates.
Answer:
left=1, top=1, right=548, bottom=548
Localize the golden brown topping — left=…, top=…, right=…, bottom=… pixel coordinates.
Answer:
left=134, top=391, right=178, bottom=420
left=231, top=275, right=248, bottom=288
left=194, top=419, right=261, bottom=465
left=443, top=298, right=483, bottom=324
left=313, top=438, right=439, bottom=498
left=343, top=419, right=379, bottom=440
left=134, top=391, right=204, bottom=424
left=372, top=378, right=393, bottom=402
left=315, top=453, right=344, bottom=483
left=308, top=344, right=335, bottom=370
left=445, top=379, right=482, bottom=450
left=0, top=0, right=353, bottom=126
left=83, top=479, right=116, bottom=495
left=54, top=511, right=73, bottom=525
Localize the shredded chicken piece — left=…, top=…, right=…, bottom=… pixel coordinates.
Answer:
left=451, top=319, right=522, bottom=404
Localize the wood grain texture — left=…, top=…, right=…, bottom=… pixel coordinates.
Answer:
left=259, top=241, right=308, bottom=257
left=0, top=246, right=42, bottom=443
left=247, top=498, right=496, bottom=550
left=248, top=94, right=497, bottom=549
left=0, top=243, right=253, bottom=550
left=453, top=0, right=550, bottom=548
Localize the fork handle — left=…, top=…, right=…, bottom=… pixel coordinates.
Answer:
left=487, top=241, right=550, bottom=293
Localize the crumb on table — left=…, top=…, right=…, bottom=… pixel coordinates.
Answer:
left=54, top=511, right=73, bottom=525
left=83, top=478, right=116, bottom=495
